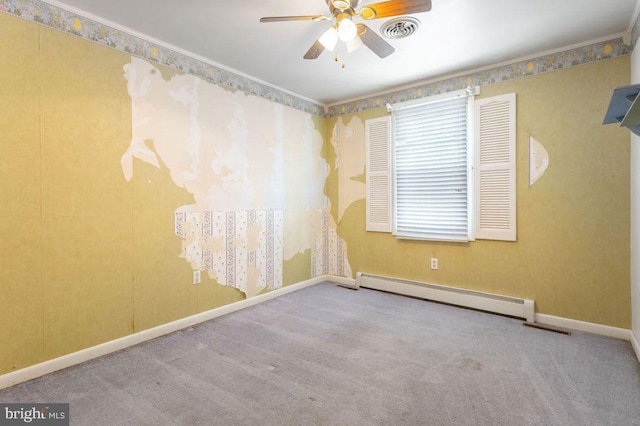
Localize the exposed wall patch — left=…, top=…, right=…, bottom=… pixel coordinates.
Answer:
left=529, top=136, right=549, bottom=185
left=121, top=57, right=353, bottom=296
left=331, top=117, right=366, bottom=222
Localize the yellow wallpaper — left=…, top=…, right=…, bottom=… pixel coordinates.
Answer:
left=38, top=25, right=136, bottom=360
left=329, top=57, right=632, bottom=328
left=0, top=14, right=44, bottom=373
left=0, top=13, right=336, bottom=375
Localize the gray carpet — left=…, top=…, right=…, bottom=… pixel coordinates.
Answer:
left=1, top=282, right=639, bottom=425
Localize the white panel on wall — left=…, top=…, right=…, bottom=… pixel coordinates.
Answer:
left=529, top=136, right=549, bottom=186
left=475, top=93, right=517, bottom=241
left=365, top=116, right=392, bottom=232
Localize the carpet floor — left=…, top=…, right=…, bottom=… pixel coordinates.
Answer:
left=1, top=282, right=639, bottom=425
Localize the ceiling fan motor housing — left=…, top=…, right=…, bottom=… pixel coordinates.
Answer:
left=331, top=0, right=351, bottom=10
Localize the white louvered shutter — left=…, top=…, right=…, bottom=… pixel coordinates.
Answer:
left=393, top=94, right=470, bottom=241
left=475, top=93, right=517, bottom=241
left=366, top=116, right=392, bottom=232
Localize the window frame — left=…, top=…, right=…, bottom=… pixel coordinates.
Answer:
left=388, top=87, right=478, bottom=242
left=365, top=90, right=517, bottom=243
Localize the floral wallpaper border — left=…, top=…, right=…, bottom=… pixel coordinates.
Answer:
left=0, top=0, right=326, bottom=116
left=0, top=0, right=634, bottom=118
left=327, top=38, right=632, bottom=117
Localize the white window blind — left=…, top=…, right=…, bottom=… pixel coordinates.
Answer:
left=475, top=93, right=517, bottom=241
left=365, top=116, right=392, bottom=232
left=393, top=94, right=470, bottom=241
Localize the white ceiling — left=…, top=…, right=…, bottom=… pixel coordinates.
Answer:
left=48, top=0, right=639, bottom=105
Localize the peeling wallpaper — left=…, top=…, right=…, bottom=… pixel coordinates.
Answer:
left=331, top=117, right=366, bottom=222
left=0, top=11, right=353, bottom=374
left=119, top=57, right=345, bottom=297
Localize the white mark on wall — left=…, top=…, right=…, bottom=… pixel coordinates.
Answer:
left=121, top=63, right=159, bottom=181
left=529, top=136, right=549, bottom=185
left=169, top=79, right=201, bottom=183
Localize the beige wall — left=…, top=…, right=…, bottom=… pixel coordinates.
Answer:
left=0, top=13, right=45, bottom=374
left=0, top=13, right=328, bottom=375
left=328, top=57, right=631, bottom=329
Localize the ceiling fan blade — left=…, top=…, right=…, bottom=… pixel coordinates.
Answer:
left=260, top=15, right=329, bottom=22
left=304, top=40, right=326, bottom=59
left=360, top=0, right=431, bottom=20
left=358, top=24, right=395, bottom=58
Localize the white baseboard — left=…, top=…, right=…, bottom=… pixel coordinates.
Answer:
left=0, top=276, right=328, bottom=390
left=535, top=313, right=631, bottom=341
left=3, top=276, right=635, bottom=390
left=632, top=330, right=640, bottom=363
left=338, top=273, right=640, bottom=344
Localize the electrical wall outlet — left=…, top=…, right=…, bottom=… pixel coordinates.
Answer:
left=193, top=270, right=201, bottom=285
left=430, top=258, right=438, bottom=270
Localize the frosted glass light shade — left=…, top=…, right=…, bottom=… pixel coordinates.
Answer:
left=347, top=35, right=363, bottom=52
left=319, top=27, right=338, bottom=51
left=337, top=18, right=357, bottom=42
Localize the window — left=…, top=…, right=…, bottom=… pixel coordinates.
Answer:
left=393, top=90, right=472, bottom=241
left=366, top=90, right=516, bottom=242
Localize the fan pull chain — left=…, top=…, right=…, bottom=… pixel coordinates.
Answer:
left=334, top=43, right=347, bottom=69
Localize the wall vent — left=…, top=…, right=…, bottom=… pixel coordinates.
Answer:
left=381, top=17, right=421, bottom=39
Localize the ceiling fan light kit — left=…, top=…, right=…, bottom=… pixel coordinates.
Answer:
left=347, top=35, right=364, bottom=52
left=337, top=14, right=358, bottom=42
left=319, top=27, right=339, bottom=51
left=260, top=0, right=432, bottom=60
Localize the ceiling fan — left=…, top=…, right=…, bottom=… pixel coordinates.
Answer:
left=260, top=0, right=432, bottom=60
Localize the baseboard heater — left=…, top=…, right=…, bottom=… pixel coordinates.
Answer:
left=355, top=272, right=535, bottom=323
